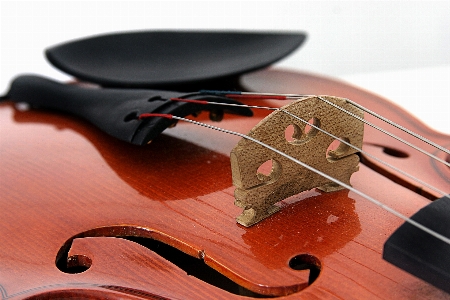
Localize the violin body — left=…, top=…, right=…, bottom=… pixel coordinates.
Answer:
left=0, top=69, right=449, bottom=299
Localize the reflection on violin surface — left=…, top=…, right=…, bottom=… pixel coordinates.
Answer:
left=242, top=190, right=360, bottom=266
left=12, top=108, right=235, bottom=201
left=1, top=68, right=449, bottom=299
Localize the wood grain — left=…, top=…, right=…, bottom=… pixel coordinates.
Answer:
left=0, top=69, right=448, bottom=299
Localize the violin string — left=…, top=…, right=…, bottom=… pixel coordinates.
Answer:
left=280, top=108, right=450, bottom=199
left=170, top=97, right=449, bottom=199
left=138, top=112, right=450, bottom=246
left=343, top=98, right=450, bottom=155
left=316, top=96, right=450, bottom=167
left=170, top=97, right=281, bottom=111
left=204, top=90, right=450, bottom=148
left=201, top=91, right=450, bottom=158
left=199, top=90, right=311, bottom=100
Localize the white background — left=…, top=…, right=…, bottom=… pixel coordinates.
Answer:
left=1, top=1, right=449, bottom=134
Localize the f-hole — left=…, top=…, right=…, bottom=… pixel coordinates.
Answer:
left=56, top=235, right=272, bottom=297
left=289, top=254, right=321, bottom=285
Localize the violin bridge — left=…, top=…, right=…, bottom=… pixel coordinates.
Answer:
left=230, top=96, right=364, bottom=227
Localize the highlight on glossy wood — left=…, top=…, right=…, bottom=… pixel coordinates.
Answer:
left=230, top=96, right=364, bottom=226
left=0, top=69, right=449, bottom=299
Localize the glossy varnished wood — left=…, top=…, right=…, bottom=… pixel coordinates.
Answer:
left=0, top=69, right=449, bottom=299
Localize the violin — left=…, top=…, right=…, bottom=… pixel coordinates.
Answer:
left=1, top=40, right=449, bottom=299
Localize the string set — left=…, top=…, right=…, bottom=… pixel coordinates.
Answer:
left=139, top=91, right=450, bottom=245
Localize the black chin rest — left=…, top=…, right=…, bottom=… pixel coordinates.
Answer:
left=45, top=31, right=307, bottom=90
